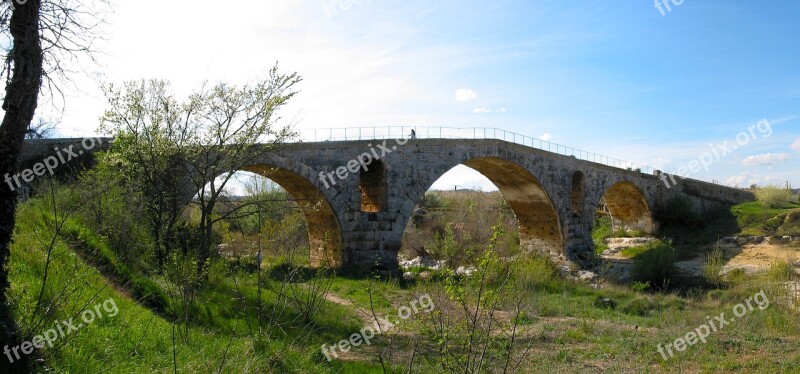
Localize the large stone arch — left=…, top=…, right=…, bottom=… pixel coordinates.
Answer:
left=599, top=181, right=654, bottom=234
left=222, top=155, right=343, bottom=268
left=402, top=155, right=564, bottom=259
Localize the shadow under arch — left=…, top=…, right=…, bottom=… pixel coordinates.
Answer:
left=601, top=181, right=654, bottom=233
left=240, top=165, right=342, bottom=268
left=413, top=157, right=564, bottom=258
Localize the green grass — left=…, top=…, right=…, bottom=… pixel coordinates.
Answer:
left=732, top=201, right=800, bottom=236
left=592, top=216, right=650, bottom=255
left=7, top=199, right=386, bottom=373
left=6, top=195, right=800, bottom=372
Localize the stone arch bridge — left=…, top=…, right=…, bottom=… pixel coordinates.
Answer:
left=20, top=134, right=754, bottom=274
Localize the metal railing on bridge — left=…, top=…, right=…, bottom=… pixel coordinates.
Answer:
left=295, top=126, right=655, bottom=175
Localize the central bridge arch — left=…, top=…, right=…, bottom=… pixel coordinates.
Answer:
left=405, top=156, right=564, bottom=259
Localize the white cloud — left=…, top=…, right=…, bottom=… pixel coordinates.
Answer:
left=539, top=133, right=553, bottom=141
left=724, top=173, right=752, bottom=187
left=791, top=138, right=800, bottom=152
left=473, top=107, right=506, bottom=114
left=742, top=153, right=791, bottom=166
left=649, top=157, right=673, bottom=170
left=455, top=89, right=477, bottom=101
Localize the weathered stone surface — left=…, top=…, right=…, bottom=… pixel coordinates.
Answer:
left=22, top=138, right=754, bottom=275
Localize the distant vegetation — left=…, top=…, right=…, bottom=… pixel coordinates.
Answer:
left=753, top=185, right=796, bottom=208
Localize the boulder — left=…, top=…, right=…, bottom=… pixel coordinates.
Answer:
left=577, top=270, right=598, bottom=282
left=399, top=256, right=446, bottom=270
left=456, top=265, right=477, bottom=277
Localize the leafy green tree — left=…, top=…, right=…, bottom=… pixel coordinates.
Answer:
left=100, top=67, right=300, bottom=273
left=101, top=80, right=194, bottom=269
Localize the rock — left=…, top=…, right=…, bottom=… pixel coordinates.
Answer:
left=418, top=271, right=432, bottom=280
left=559, top=265, right=572, bottom=276
left=577, top=270, right=598, bottom=282
left=399, top=256, right=446, bottom=270
left=457, top=265, right=477, bottom=277
left=674, top=260, right=705, bottom=277
left=605, top=237, right=658, bottom=252
left=216, top=243, right=232, bottom=258
left=402, top=272, right=415, bottom=280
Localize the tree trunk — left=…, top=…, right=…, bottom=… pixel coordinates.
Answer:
left=0, top=1, right=43, bottom=372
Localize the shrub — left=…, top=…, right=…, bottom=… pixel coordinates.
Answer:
left=631, top=281, right=650, bottom=292
left=226, top=256, right=259, bottom=274
left=421, top=192, right=445, bottom=210
left=703, top=245, right=725, bottom=286
left=754, top=185, right=794, bottom=208
left=592, top=217, right=613, bottom=254
left=632, top=240, right=677, bottom=287
left=513, top=253, right=559, bottom=290
left=725, top=268, right=747, bottom=283
left=594, top=296, right=617, bottom=309
left=767, top=260, right=794, bottom=281
left=622, top=297, right=656, bottom=316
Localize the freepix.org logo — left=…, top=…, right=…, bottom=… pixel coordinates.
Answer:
left=656, top=290, right=769, bottom=360
left=659, top=119, right=771, bottom=189
left=4, top=298, right=119, bottom=364
left=654, top=0, right=686, bottom=16
left=4, top=137, right=103, bottom=192
left=318, top=137, right=408, bottom=189
left=320, top=293, right=434, bottom=361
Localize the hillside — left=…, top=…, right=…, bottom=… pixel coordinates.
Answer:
left=3, top=188, right=800, bottom=372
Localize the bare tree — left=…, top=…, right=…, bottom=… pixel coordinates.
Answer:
left=24, top=117, right=56, bottom=139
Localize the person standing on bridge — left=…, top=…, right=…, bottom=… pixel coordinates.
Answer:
left=410, top=129, right=416, bottom=139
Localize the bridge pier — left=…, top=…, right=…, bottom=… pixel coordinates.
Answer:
left=339, top=210, right=406, bottom=275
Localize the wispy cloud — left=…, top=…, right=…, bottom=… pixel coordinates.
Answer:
left=455, top=89, right=477, bottom=102
left=539, top=133, right=553, bottom=141
left=791, top=139, right=800, bottom=152
left=742, top=153, right=791, bottom=166
left=473, top=107, right=506, bottom=114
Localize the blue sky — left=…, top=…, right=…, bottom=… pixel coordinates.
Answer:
left=34, top=0, right=800, bottom=190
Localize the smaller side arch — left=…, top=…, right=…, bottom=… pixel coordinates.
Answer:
left=601, top=181, right=654, bottom=234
